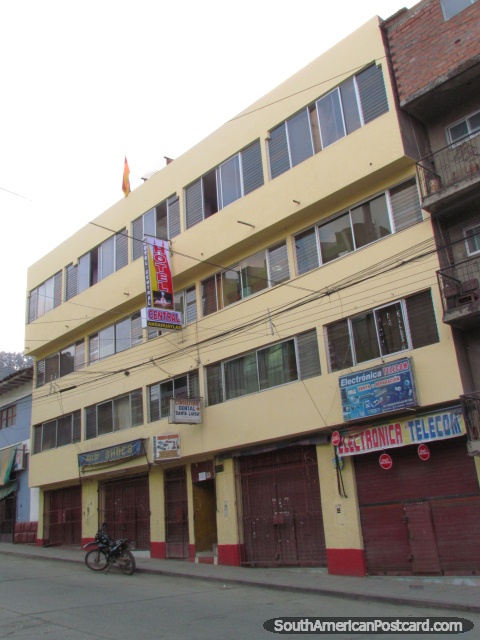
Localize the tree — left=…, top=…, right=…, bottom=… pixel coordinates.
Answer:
left=0, top=352, right=33, bottom=380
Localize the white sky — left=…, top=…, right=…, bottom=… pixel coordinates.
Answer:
left=0, top=0, right=416, bottom=354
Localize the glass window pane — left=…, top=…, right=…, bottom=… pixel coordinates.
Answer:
left=351, top=194, right=391, bottom=249
left=327, top=320, right=353, bottom=372
left=441, top=0, right=473, bottom=20
left=340, top=78, right=361, bottom=134
left=286, top=109, right=314, bottom=167
left=222, top=268, right=242, bottom=306
left=202, top=276, right=218, bottom=316
left=78, top=253, right=90, bottom=293
left=42, top=420, right=57, bottom=451
left=57, top=415, right=72, bottom=447
left=219, top=155, right=242, bottom=208
left=44, top=277, right=55, bottom=313
left=149, top=384, right=160, bottom=422
left=60, top=345, right=75, bottom=377
left=268, top=242, right=289, bottom=285
left=97, top=401, right=113, bottom=435
left=173, top=375, right=188, bottom=398
left=449, top=120, right=469, bottom=143
left=224, top=353, right=259, bottom=399
left=241, top=253, right=268, bottom=297
left=99, top=326, right=115, bottom=359
left=351, top=312, right=380, bottom=364
left=114, top=395, right=131, bottom=431
left=143, top=208, right=156, bottom=237
left=160, top=380, right=174, bottom=418
left=295, top=228, right=319, bottom=275
left=258, top=340, right=297, bottom=390
left=465, top=225, right=480, bottom=255
left=319, top=213, right=354, bottom=263
left=115, top=318, right=131, bottom=353
left=317, top=89, right=345, bottom=148
left=469, top=111, right=480, bottom=132
left=375, top=303, right=409, bottom=356
left=156, top=202, right=168, bottom=239
left=206, top=363, right=223, bottom=406
left=37, top=283, right=46, bottom=318
left=100, top=236, right=115, bottom=280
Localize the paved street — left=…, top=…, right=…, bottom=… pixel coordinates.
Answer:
left=0, top=554, right=478, bottom=639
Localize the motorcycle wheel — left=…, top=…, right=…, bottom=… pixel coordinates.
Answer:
left=85, top=549, right=108, bottom=571
left=117, top=549, right=136, bottom=575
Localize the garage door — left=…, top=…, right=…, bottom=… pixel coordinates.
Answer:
left=356, top=437, right=480, bottom=575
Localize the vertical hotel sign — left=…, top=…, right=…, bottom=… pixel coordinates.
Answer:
left=143, top=236, right=182, bottom=331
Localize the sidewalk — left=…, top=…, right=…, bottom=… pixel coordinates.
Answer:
left=1, top=542, right=479, bottom=614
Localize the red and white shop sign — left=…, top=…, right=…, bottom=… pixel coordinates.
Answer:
left=418, top=444, right=431, bottom=461
left=379, top=453, right=393, bottom=470
left=331, top=431, right=341, bottom=447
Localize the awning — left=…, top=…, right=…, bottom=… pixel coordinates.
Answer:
left=0, top=446, right=16, bottom=486
left=0, top=480, right=18, bottom=500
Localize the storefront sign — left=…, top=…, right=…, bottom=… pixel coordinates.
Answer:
left=78, top=439, right=144, bottom=467
left=335, top=408, right=465, bottom=457
left=379, top=453, right=393, bottom=469
left=418, top=444, right=431, bottom=461
left=143, top=235, right=181, bottom=332
left=339, top=358, right=417, bottom=421
left=153, top=434, right=180, bottom=461
left=168, top=398, right=202, bottom=424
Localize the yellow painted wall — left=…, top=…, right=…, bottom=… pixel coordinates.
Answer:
left=82, top=479, right=99, bottom=539
left=214, top=458, right=240, bottom=547
left=317, top=445, right=363, bottom=550
left=149, top=467, right=166, bottom=545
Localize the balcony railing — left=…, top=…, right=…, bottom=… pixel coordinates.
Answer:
left=416, top=134, right=480, bottom=204
left=437, top=255, right=480, bottom=321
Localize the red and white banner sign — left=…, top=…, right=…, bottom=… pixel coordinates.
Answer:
left=143, top=236, right=181, bottom=331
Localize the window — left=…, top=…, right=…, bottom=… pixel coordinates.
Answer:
left=201, top=242, right=289, bottom=316
left=132, top=196, right=180, bottom=261
left=28, top=272, right=62, bottom=322
left=0, top=405, right=16, bottom=429
left=36, top=340, right=85, bottom=387
left=326, top=290, right=439, bottom=372
left=441, top=0, right=477, bottom=20
left=33, top=411, right=81, bottom=453
left=205, top=329, right=321, bottom=406
left=447, top=109, right=480, bottom=144
left=85, top=390, right=143, bottom=439
left=465, top=223, right=480, bottom=255
left=185, top=140, right=264, bottom=229
left=74, top=229, right=128, bottom=294
left=89, top=312, right=142, bottom=364
left=268, top=65, right=388, bottom=179
left=148, top=370, right=200, bottom=421
left=295, top=179, right=422, bottom=274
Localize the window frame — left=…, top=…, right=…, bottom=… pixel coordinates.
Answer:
left=447, top=108, right=480, bottom=145
left=85, top=389, right=144, bottom=440
left=33, top=410, right=81, bottom=453
left=88, top=312, right=142, bottom=364
left=28, top=271, right=62, bottom=322
left=294, top=179, right=422, bottom=275
left=326, top=291, right=439, bottom=372
left=464, top=223, right=480, bottom=256
left=132, top=195, right=180, bottom=261
left=440, top=0, right=477, bottom=21
left=77, top=229, right=128, bottom=293
left=205, top=330, right=321, bottom=406
left=147, top=370, right=200, bottom=422
left=36, top=340, right=85, bottom=387
left=201, top=242, right=290, bottom=316
left=0, top=405, right=16, bottom=429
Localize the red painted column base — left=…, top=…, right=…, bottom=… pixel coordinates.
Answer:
left=150, top=542, right=166, bottom=559
left=217, top=544, right=242, bottom=566
left=327, top=548, right=367, bottom=576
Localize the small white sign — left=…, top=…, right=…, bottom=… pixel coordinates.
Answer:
left=169, top=398, right=202, bottom=424
left=153, top=434, right=180, bottom=461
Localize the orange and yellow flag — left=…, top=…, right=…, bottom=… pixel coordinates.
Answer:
left=122, top=156, right=130, bottom=197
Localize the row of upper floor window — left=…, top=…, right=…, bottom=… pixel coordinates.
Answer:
left=33, top=177, right=425, bottom=386
left=32, top=288, right=440, bottom=453
left=28, top=63, right=392, bottom=321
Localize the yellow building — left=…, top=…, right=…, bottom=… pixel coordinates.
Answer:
left=26, top=14, right=480, bottom=576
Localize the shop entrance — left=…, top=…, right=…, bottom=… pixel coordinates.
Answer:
left=357, top=437, right=480, bottom=575
left=192, top=461, right=217, bottom=556
left=99, top=475, right=150, bottom=550
left=0, top=495, right=15, bottom=542
left=239, top=445, right=326, bottom=567
left=165, top=466, right=189, bottom=559
left=44, top=485, right=82, bottom=546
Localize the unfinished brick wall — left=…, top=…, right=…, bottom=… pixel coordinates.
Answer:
left=383, top=0, right=480, bottom=106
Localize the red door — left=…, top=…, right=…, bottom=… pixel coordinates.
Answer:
left=239, top=446, right=326, bottom=567
left=45, top=486, right=82, bottom=546
left=165, top=466, right=189, bottom=559
left=101, top=475, right=150, bottom=550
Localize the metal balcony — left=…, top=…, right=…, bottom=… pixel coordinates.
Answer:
left=437, top=256, right=480, bottom=329
left=461, top=393, right=480, bottom=456
left=416, top=135, right=480, bottom=214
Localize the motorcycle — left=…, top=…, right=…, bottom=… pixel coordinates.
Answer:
left=83, top=523, right=136, bottom=575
